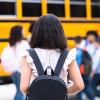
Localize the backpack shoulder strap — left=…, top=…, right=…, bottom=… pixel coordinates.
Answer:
left=27, top=48, right=44, bottom=76
left=54, top=49, right=69, bottom=76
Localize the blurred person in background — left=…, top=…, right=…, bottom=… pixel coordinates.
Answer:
left=91, top=37, right=100, bottom=97
left=74, top=36, right=94, bottom=100
left=1, top=26, right=30, bottom=100
left=85, top=31, right=98, bottom=57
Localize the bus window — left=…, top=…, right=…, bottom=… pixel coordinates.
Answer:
left=91, top=0, right=100, bottom=18
left=22, top=0, right=42, bottom=17
left=70, top=0, right=86, bottom=17
left=0, top=0, right=16, bottom=16
left=47, top=0, right=65, bottom=17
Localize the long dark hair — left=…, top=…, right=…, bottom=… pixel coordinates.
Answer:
left=9, top=26, right=23, bottom=46
left=30, top=14, right=67, bottom=51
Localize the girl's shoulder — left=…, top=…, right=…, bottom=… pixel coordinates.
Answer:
left=16, top=40, right=30, bottom=48
left=68, top=48, right=76, bottom=58
left=64, top=48, right=76, bottom=66
left=20, top=40, right=29, bottom=45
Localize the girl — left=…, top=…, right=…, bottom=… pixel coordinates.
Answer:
left=20, top=14, right=84, bottom=95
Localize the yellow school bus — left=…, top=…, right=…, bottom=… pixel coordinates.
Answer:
left=0, top=0, right=100, bottom=75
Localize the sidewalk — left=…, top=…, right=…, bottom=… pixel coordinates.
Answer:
left=69, top=93, right=100, bottom=100
left=0, top=84, right=16, bottom=100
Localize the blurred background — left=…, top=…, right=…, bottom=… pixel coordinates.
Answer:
left=0, top=0, right=100, bottom=100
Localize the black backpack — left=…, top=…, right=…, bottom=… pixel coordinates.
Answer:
left=26, top=48, right=69, bottom=100
left=80, top=50, right=92, bottom=75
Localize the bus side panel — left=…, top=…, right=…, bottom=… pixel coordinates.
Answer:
left=62, top=22, right=100, bottom=37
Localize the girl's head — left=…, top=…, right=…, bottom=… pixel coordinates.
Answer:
left=9, top=25, right=23, bottom=46
left=30, top=14, right=67, bottom=51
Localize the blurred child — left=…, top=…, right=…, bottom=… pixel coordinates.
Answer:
left=91, top=37, right=100, bottom=97
left=85, top=31, right=98, bottom=57
left=1, top=26, right=30, bottom=100
left=75, top=36, right=94, bottom=100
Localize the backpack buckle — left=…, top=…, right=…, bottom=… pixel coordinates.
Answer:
left=44, top=66, right=54, bottom=75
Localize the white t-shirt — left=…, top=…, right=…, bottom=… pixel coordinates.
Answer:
left=23, top=48, right=76, bottom=86
left=1, top=40, right=30, bottom=73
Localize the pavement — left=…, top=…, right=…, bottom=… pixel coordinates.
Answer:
left=69, top=93, right=100, bottom=100
left=0, top=84, right=16, bottom=100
